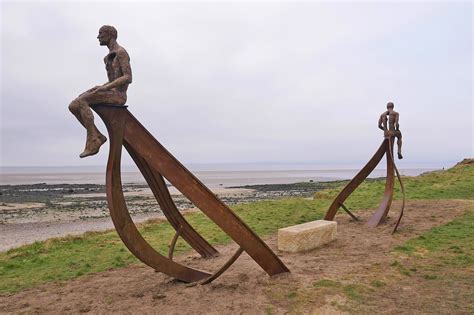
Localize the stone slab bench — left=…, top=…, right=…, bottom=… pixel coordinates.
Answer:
left=278, top=220, right=337, bottom=253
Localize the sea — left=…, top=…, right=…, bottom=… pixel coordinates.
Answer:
left=0, top=163, right=443, bottom=188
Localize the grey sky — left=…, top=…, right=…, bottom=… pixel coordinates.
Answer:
left=1, top=1, right=472, bottom=168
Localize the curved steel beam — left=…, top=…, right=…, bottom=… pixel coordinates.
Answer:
left=124, top=142, right=218, bottom=258
left=324, top=139, right=388, bottom=221
left=116, top=107, right=289, bottom=276
left=200, top=247, right=244, bottom=285
left=168, top=225, right=182, bottom=260
left=92, top=104, right=289, bottom=282
left=390, top=138, right=406, bottom=234
left=97, top=105, right=210, bottom=283
left=367, top=139, right=395, bottom=227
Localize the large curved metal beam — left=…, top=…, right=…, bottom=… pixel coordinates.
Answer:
left=92, top=104, right=289, bottom=279
left=324, top=139, right=388, bottom=221
left=124, top=142, right=218, bottom=258
left=98, top=105, right=211, bottom=283
left=367, top=139, right=395, bottom=227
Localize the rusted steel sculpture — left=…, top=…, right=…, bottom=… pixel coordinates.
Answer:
left=69, top=26, right=288, bottom=283
left=324, top=102, right=406, bottom=234
left=92, top=104, right=289, bottom=283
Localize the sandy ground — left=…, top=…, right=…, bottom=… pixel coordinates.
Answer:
left=1, top=199, right=472, bottom=314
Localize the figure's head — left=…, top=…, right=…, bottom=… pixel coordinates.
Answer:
left=386, top=102, right=394, bottom=111
left=97, top=25, right=117, bottom=46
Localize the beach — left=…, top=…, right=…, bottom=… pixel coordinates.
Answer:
left=0, top=167, right=435, bottom=252
left=0, top=180, right=342, bottom=252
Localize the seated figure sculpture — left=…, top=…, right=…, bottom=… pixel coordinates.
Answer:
left=69, top=25, right=132, bottom=158
left=378, top=102, right=403, bottom=159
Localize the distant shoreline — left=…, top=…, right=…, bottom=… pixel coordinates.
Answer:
left=0, top=167, right=437, bottom=186
left=0, top=180, right=347, bottom=251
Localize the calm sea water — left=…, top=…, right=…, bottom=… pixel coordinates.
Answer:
left=0, top=164, right=439, bottom=188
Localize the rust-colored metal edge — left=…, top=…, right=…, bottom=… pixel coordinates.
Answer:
left=118, top=107, right=289, bottom=276
left=324, top=139, right=388, bottom=221
left=200, top=247, right=244, bottom=285
left=367, top=139, right=395, bottom=227
left=95, top=105, right=211, bottom=283
left=124, top=142, right=218, bottom=258
left=390, top=138, right=405, bottom=234
left=168, top=225, right=182, bottom=260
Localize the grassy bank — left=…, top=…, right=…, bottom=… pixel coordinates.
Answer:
left=1, top=162, right=472, bottom=295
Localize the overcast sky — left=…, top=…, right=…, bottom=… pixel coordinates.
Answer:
left=1, top=1, right=472, bottom=169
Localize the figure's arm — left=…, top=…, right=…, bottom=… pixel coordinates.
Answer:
left=98, top=50, right=132, bottom=91
left=378, top=112, right=387, bottom=130
left=395, top=112, right=400, bottom=130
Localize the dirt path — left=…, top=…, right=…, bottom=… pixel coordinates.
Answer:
left=1, top=199, right=472, bottom=314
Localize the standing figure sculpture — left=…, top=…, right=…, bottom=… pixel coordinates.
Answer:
left=69, top=25, right=132, bottom=158
left=378, top=102, right=403, bottom=159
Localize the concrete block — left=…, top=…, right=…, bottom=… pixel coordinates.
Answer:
left=278, top=220, right=337, bottom=252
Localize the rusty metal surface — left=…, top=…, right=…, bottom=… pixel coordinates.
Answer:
left=124, top=141, right=218, bottom=258
left=339, top=203, right=359, bottom=221
left=390, top=138, right=406, bottom=234
left=92, top=104, right=289, bottom=283
left=119, top=107, right=289, bottom=276
left=324, top=137, right=405, bottom=232
left=200, top=247, right=244, bottom=285
left=367, top=139, right=395, bottom=227
left=96, top=104, right=210, bottom=283
left=168, top=225, right=182, bottom=261
left=324, top=140, right=387, bottom=221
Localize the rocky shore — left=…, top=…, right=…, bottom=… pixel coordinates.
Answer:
left=0, top=180, right=343, bottom=251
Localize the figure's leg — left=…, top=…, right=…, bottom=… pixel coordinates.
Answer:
left=68, top=97, right=106, bottom=158
left=396, top=132, right=403, bottom=159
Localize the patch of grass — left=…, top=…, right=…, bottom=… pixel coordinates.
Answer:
left=370, top=280, right=386, bottom=288
left=317, top=164, right=474, bottom=210
left=1, top=163, right=472, bottom=295
left=423, top=274, right=437, bottom=280
left=390, top=260, right=412, bottom=276
left=313, top=279, right=341, bottom=288
left=394, top=209, right=474, bottom=269
left=0, top=198, right=329, bottom=294
left=287, top=291, right=297, bottom=299
left=343, top=284, right=363, bottom=301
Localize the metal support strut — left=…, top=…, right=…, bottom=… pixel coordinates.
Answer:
left=339, top=203, right=359, bottom=221
left=201, top=247, right=244, bottom=285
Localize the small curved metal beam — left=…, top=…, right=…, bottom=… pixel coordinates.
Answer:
left=390, top=138, right=406, bottom=234
left=168, top=225, right=182, bottom=260
left=339, top=203, right=359, bottom=221
left=324, top=139, right=388, bottom=221
left=200, top=247, right=244, bottom=285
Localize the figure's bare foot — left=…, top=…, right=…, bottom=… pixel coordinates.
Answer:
left=398, top=152, right=403, bottom=159
left=79, top=135, right=107, bottom=158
